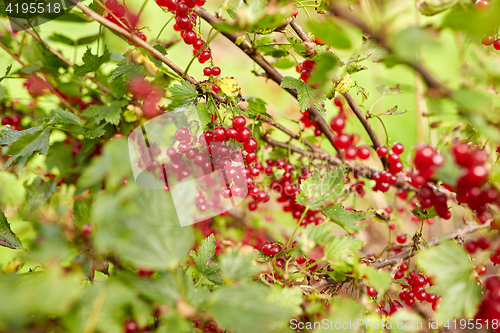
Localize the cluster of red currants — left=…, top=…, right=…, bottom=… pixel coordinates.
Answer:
left=330, top=98, right=373, bottom=161
left=295, top=60, right=316, bottom=83
left=103, top=0, right=146, bottom=42
left=265, top=160, right=325, bottom=226
left=155, top=0, right=215, bottom=74
left=397, top=264, right=441, bottom=311
left=370, top=142, right=405, bottom=193
left=300, top=110, right=322, bottom=137
left=450, top=141, right=497, bottom=223
left=127, top=77, right=164, bottom=119
left=1, top=115, right=22, bottom=131
left=193, top=319, right=224, bottom=333
left=23, top=73, right=49, bottom=98
left=475, top=275, right=500, bottom=329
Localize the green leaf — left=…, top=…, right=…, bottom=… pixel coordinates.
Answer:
left=208, top=284, right=301, bottom=333
left=297, top=222, right=335, bottom=253
left=296, top=166, right=346, bottom=210
left=193, top=102, right=213, bottom=128
left=0, top=209, right=22, bottom=249
left=73, top=196, right=92, bottom=227
left=190, top=234, right=222, bottom=285
left=417, top=0, right=459, bottom=16
left=317, top=299, right=364, bottom=332
left=4, top=126, right=51, bottom=172
left=416, top=239, right=482, bottom=321
left=73, top=48, right=111, bottom=76
left=24, top=177, right=57, bottom=214
left=280, top=76, right=315, bottom=111
left=168, top=81, right=198, bottom=108
left=308, top=20, right=352, bottom=50
left=324, top=236, right=363, bottom=266
left=76, top=34, right=100, bottom=45
left=110, top=59, right=146, bottom=82
left=48, top=33, right=75, bottom=45
left=219, top=247, right=260, bottom=282
left=0, top=64, right=12, bottom=83
left=308, top=53, right=340, bottom=89
left=0, top=125, right=44, bottom=145
left=245, top=97, right=273, bottom=118
left=410, top=202, right=438, bottom=220
left=322, top=203, right=372, bottom=234
left=82, top=100, right=127, bottom=126
left=93, top=184, right=194, bottom=270
left=49, top=108, right=83, bottom=126
left=153, top=44, right=168, bottom=55
left=356, top=263, right=392, bottom=295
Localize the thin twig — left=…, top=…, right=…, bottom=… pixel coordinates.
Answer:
left=327, top=3, right=451, bottom=97
left=195, top=7, right=341, bottom=155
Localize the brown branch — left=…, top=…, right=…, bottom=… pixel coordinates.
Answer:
left=327, top=3, right=451, bottom=97
left=70, top=0, right=229, bottom=106
left=195, top=7, right=341, bottom=155
left=254, top=114, right=318, bottom=151
left=261, top=133, right=417, bottom=192
left=289, top=18, right=385, bottom=162
left=371, top=220, right=491, bottom=269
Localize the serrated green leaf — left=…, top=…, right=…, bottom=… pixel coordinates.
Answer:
left=50, top=109, right=83, bottom=125
left=322, top=203, right=372, bottom=234
left=297, top=222, right=335, bottom=253
left=416, top=239, right=482, bottom=321
left=193, top=102, right=213, bottom=128
left=0, top=209, right=22, bottom=249
left=308, top=20, right=352, bottom=50
left=76, top=34, right=100, bottom=45
left=411, top=202, right=438, bottom=220
left=296, top=166, right=346, bottom=210
left=324, top=236, right=363, bottom=266
left=190, top=234, right=222, bottom=285
left=73, top=48, right=111, bottom=76
left=0, top=125, right=44, bottom=145
left=280, top=76, right=315, bottom=111
left=219, top=248, right=260, bottom=282
left=4, top=126, right=51, bottom=172
left=82, top=100, right=127, bottom=126
left=168, top=81, right=198, bottom=109
left=24, top=177, right=57, bottom=214
left=110, top=59, right=146, bottom=82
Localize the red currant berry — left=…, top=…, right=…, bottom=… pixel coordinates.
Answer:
left=392, top=142, right=404, bottom=155
left=366, top=286, right=377, bottom=297
left=483, top=34, right=495, bottom=46
left=212, top=66, right=221, bottom=76
left=475, top=0, right=491, bottom=11
left=475, top=264, right=487, bottom=276
left=124, top=320, right=139, bottom=333
left=246, top=152, right=257, bottom=164
left=376, top=146, right=389, bottom=157
left=270, top=244, right=282, bottom=256
left=308, top=259, right=317, bottom=271
left=237, top=128, right=252, bottom=142
left=82, top=223, right=92, bottom=237
left=248, top=201, right=257, bottom=211
left=296, top=256, right=306, bottom=264
left=232, top=115, right=246, bottom=130
left=396, top=233, right=407, bottom=244
left=494, top=39, right=500, bottom=51
left=275, top=258, right=285, bottom=268
left=357, top=146, right=371, bottom=160
left=292, top=8, right=298, bottom=16
left=261, top=242, right=273, bottom=255
left=388, top=153, right=400, bottom=164
left=464, top=241, right=477, bottom=254
left=175, top=16, right=192, bottom=30
left=211, top=84, right=220, bottom=93
left=330, top=116, right=345, bottom=133
left=244, top=138, right=258, bottom=152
